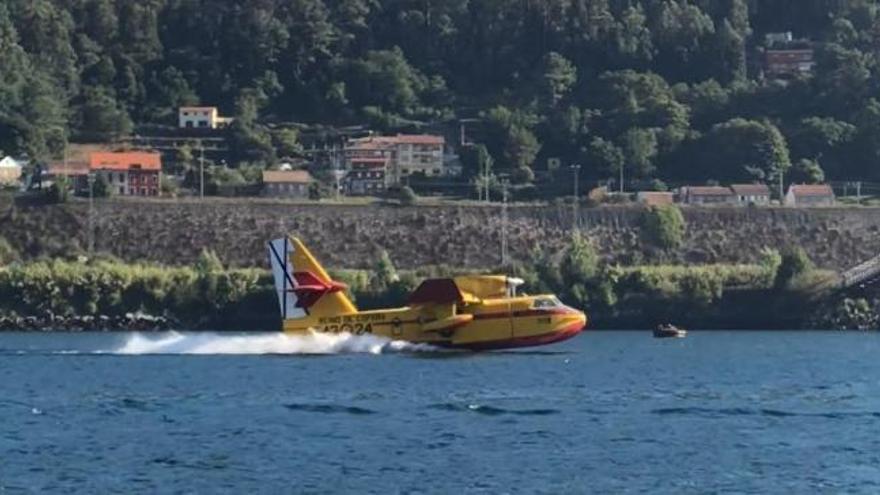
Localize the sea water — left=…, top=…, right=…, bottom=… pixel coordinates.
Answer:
left=1, top=331, right=880, bottom=493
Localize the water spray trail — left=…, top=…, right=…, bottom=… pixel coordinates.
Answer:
left=107, top=331, right=439, bottom=355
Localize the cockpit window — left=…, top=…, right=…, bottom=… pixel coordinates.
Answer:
left=533, top=297, right=562, bottom=309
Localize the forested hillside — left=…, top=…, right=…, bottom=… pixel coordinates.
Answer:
left=2, top=0, right=880, bottom=188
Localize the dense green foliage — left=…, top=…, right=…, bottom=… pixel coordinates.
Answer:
left=813, top=297, right=879, bottom=330
left=640, top=205, right=686, bottom=250
left=0, top=236, right=19, bottom=266
left=3, top=1, right=880, bottom=189
left=0, top=258, right=275, bottom=329
left=774, top=245, right=815, bottom=289
left=0, top=240, right=849, bottom=330
left=46, top=176, right=70, bottom=203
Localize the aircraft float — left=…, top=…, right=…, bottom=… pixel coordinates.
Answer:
left=268, top=237, right=587, bottom=350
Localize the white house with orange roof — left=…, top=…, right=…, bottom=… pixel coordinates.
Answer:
left=178, top=106, right=234, bottom=129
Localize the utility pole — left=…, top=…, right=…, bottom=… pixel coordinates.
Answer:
left=571, top=164, right=581, bottom=232
left=87, top=173, right=95, bottom=254
left=857, top=181, right=862, bottom=200
left=619, top=162, right=624, bottom=194
left=199, top=140, right=205, bottom=199
left=778, top=168, right=783, bottom=202
left=501, top=179, right=509, bottom=266
left=484, top=160, right=491, bottom=203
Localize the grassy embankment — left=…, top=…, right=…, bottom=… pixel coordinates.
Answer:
left=0, top=253, right=844, bottom=331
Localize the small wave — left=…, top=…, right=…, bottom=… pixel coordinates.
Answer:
left=651, top=407, right=880, bottom=419
left=429, top=403, right=560, bottom=416
left=283, top=403, right=376, bottom=415
left=104, top=331, right=438, bottom=355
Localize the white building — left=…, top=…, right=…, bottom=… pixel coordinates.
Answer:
left=392, top=135, right=445, bottom=181
left=178, top=107, right=234, bottom=129
left=730, top=184, right=771, bottom=205
left=785, top=184, right=835, bottom=207
left=344, top=134, right=448, bottom=188
left=0, top=156, right=23, bottom=186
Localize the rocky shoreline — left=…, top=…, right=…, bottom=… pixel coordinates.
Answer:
left=0, top=313, right=176, bottom=332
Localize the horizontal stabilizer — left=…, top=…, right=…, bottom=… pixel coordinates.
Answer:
left=291, top=271, right=348, bottom=310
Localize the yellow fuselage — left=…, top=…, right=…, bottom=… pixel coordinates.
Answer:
left=284, top=295, right=587, bottom=350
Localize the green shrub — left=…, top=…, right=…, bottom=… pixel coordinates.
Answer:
left=641, top=205, right=686, bottom=250
left=92, top=174, right=112, bottom=198
left=308, top=182, right=323, bottom=201
left=0, top=259, right=268, bottom=327
left=47, top=177, right=69, bottom=204
left=758, top=247, right=782, bottom=286
left=195, top=249, right=224, bottom=274
left=774, top=246, right=814, bottom=290
left=560, top=233, right=598, bottom=284
left=0, top=237, right=19, bottom=266
left=399, top=186, right=418, bottom=205
left=160, top=176, right=179, bottom=197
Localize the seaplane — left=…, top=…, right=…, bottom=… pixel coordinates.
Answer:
left=268, top=237, right=588, bottom=350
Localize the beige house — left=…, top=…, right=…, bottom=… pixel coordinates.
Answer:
left=680, top=186, right=736, bottom=205
left=344, top=134, right=446, bottom=189
left=731, top=184, right=771, bottom=205
left=262, top=170, right=313, bottom=198
left=0, top=157, right=23, bottom=186
left=636, top=191, right=675, bottom=206
left=391, top=135, right=445, bottom=181
left=179, top=106, right=234, bottom=129
left=785, top=184, right=835, bottom=207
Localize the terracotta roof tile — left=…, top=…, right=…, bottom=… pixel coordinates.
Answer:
left=392, top=134, right=444, bottom=145
left=731, top=184, right=771, bottom=195
left=685, top=186, right=733, bottom=196
left=262, top=170, right=313, bottom=183
left=789, top=184, right=834, bottom=196
left=89, top=152, right=161, bottom=171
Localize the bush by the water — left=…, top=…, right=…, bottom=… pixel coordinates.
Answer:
left=0, top=234, right=813, bottom=331
left=0, top=259, right=276, bottom=330
left=774, top=246, right=814, bottom=290
left=811, top=297, right=879, bottom=330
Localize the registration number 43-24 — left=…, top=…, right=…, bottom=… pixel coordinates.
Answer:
left=319, top=323, right=374, bottom=335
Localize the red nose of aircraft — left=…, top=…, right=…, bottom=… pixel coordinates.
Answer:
left=559, top=306, right=588, bottom=339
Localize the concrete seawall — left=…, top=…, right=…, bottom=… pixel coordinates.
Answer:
left=2, top=197, right=878, bottom=270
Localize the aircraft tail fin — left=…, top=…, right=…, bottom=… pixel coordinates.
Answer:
left=267, top=237, right=357, bottom=320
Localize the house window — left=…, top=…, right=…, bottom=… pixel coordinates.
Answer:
left=198, top=121, right=208, bottom=127
left=119, top=187, right=124, bottom=195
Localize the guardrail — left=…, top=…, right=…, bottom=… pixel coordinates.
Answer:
left=840, top=254, right=880, bottom=288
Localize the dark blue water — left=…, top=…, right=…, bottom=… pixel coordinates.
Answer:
left=2, top=331, right=880, bottom=493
